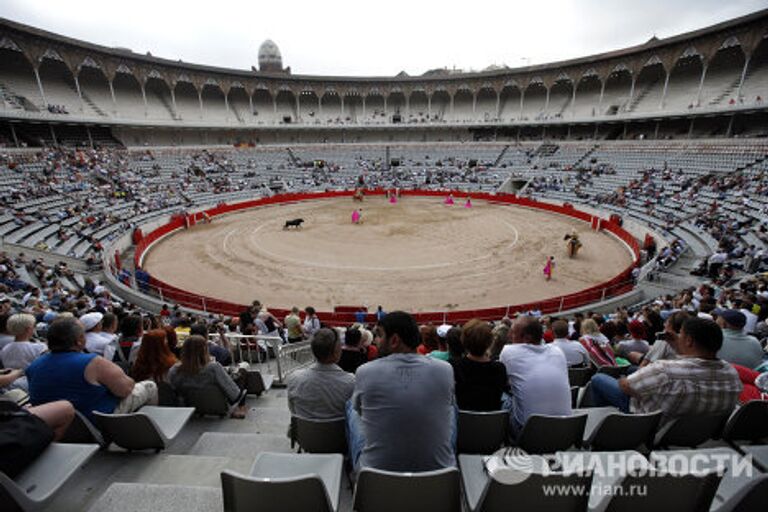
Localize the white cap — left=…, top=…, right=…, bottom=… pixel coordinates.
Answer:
left=436, top=324, right=452, bottom=338
left=80, top=312, right=104, bottom=331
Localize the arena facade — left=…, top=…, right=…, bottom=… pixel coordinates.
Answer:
left=0, top=7, right=767, bottom=512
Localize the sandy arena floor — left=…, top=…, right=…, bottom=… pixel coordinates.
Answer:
left=142, top=196, right=633, bottom=312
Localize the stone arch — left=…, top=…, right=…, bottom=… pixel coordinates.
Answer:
left=275, top=88, right=296, bottom=123
left=700, top=38, right=746, bottom=107
left=387, top=89, right=406, bottom=121
left=739, top=36, right=768, bottom=105
left=144, top=70, right=175, bottom=120
left=0, top=38, right=42, bottom=110
left=631, top=56, right=667, bottom=113
left=227, top=82, right=251, bottom=123
left=251, top=87, right=273, bottom=122
left=38, top=48, right=79, bottom=113
left=573, top=70, right=602, bottom=118
left=298, top=89, right=320, bottom=123
left=475, top=84, right=497, bottom=122
left=547, top=74, right=574, bottom=118
left=343, top=89, right=363, bottom=123
left=172, top=77, right=200, bottom=121
left=666, top=46, right=705, bottom=109
left=76, top=57, right=112, bottom=117
left=499, top=80, right=521, bottom=121
left=429, top=87, right=451, bottom=122
left=452, top=86, right=473, bottom=122
left=408, top=88, right=429, bottom=122
left=201, top=79, right=228, bottom=122
left=320, top=88, right=342, bottom=123
left=521, top=78, right=547, bottom=120
left=364, top=88, right=386, bottom=123
left=601, top=64, right=633, bottom=115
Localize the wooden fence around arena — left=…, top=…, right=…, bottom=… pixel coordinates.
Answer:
left=131, top=190, right=640, bottom=324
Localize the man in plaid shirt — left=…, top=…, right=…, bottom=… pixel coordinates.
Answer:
left=590, top=317, right=741, bottom=422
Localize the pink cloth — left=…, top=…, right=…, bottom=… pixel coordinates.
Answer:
left=543, top=259, right=553, bottom=278
left=352, top=210, right=361, bottom=223
left=464, top=199, right=472, bottom=208
left=389, top=195, right=397, bottom=204
left=444, top=196, right=454, bottom=205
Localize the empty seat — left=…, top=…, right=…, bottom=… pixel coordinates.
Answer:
left=517, top=413, right=587, bottom=454
left=459, top=453, right=592, bottom=512
left=568, top=366, right=594, bottom=387
left=221, top=452, right=343, bottom=512
left=293, top=416, right=347, bottom=454
left=721, top=400, right=768, bottom=444
left=0, top=442, right=99, bottom=511
left=603, top=471, right=722, bottom=512
left=714, top=473, right=768, bottom=512
left=246, top=370, right=274, bottom=396
left=585, top=411, right=662, bottom=451
left=91, top=406, right=194, bottom=452
left=352, top=466, right=461, bottom=512
left=59, top=410, right=106, bottom=447
left=653, top=413, right=730, bottom=449
left=457, top=410, right=509, bottom=454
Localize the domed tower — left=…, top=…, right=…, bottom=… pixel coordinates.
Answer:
left=258, top=39, right=284, bottom=73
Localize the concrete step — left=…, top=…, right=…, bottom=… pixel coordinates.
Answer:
left=188, top=432, right=292, bottom=460
left=88, top=483, right=221, bottom=512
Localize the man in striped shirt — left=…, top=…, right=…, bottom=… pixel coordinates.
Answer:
left=590, top=317, right=741, bottom=422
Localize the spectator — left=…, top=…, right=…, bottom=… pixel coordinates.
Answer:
left=428, top=325, right=451, bottom=361
left=26, top=317, right=158, bottom=421
left=284, top=306, right=303, bottom=343
left=615, top=320, right=650, bottom=359
left=347, top=311, right=455, bottom=472
left=499, top=316, right=572, bottom=435
left=417, top=324, right=439, bottom=355
left=287, top=328, right=354, bottom=419
left=715, top=309, right=764, bottom=369
left=627, top=311, right=687, bottom=366
left=1, top=313, right=47, bottom=374
left=550, top=319, right=590, bottom=367
left=445, top=325, right=465, bottom=363
left=117, top=314, right=143, bottom=366
left=453, top=319, right=508, bottom=411
left=303, top=306, right=321, bottom=339
left=589, top=317, right=742, bottom=422
left=81, top=312, right=115, bottom=362
left=0, top=313, right=13, bottom=350
left=168, top=335, right=248, bottom=419
left=579, top=318, right=617, bottom=367
left=130, top=329, right=177, bottom=384
left=338, top=327, right=367, bottom=374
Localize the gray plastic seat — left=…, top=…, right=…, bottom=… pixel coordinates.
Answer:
left=221, top=452, right=343, bottom=512
left=459, top=453, right=592, bottom=512
left=517, top=413, right=587, bottom=454
left=0, top=442, right=99, bottom=511
left=713, top=473, right=768, bottom=512
left=60, top=410, right=106, bottom=447
left=585, top=411, right=662, bottom=451
left=156, top=381, right=178, bottom=407
left=352, top=466, right=460, bottom=512
left=653, top=412, right=730, bottom=448
left=568, top=366, right=594, bottom=387
left=603, top=471, right=722, bottom=512
left=294, top=416, right=347, bottom=454
left=91, top=406, right=194, bottom=452
left=457, top=410, right=509, bottom=454
left=182, top=385, right=231, bottom=417
left=597, top=365, right=622, bottom=378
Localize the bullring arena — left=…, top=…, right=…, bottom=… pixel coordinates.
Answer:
left=143, top=195, right=632, bottom=312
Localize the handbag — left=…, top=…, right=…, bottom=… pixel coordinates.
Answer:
left=0, top=401, right=54, bottom=478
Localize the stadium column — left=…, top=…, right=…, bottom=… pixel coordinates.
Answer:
left=384, top=96, right=387, bottom=117
left=735, top=56, right=750, bottom=102
left=518, top=89, right=524, bottom=120
left=248, top=93, right=254, bottom=116
left=295, top=95, right=300, bottom=121
left=544, top=87, right=550, bottom=111
left=141, top=84, right=148, bottom=117
left=695, top=63, right=708, bottom=107
left=659, top=69, right=670, bottom=110
left=450, top=94, right=454, bottom=118
left=472, top=92, right=477, bottom=114
left=427, top=95, right=431, bottom=118
left=33, top=67, right=47, bottom=106
left=495, top=91, right=500, bottom=119
left=108, top=80, right=117, bottom=115
left=404, top=95, right=408, bottom=119
left=318, top=95, right=323, bottom=118
left=273, top=96, right=277, bottom=115
left=170, top=88, right=177, bottom=116
left=597, top=80, right=606, bottom=115
left=571, top=84, right=577, bottom=118
left=626, top=77, right=635, bottom=112
left=224, top=92, right=230, bottom=121
left=341, top=96, right=345, bottom=119
left=73, top=73, right=84, bottom=113
left=198, top=89, right=204, bottom=119
left=362, top=96, right=366, bottom=119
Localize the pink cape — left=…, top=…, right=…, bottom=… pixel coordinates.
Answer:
left=444, top=196, right=454, bottom=205
left=464, top=199, right=472, bottom=208
left=352, top=210, right=361, bottom=223
left=543, top=260, right=553, bottom=276
left=389, top=195, right=397, bottom=204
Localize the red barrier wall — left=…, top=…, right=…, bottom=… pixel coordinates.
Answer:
left=133, top=190, right=640, bottom=324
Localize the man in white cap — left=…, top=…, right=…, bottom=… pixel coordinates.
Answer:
left=81, top=312, right=116, bottom=362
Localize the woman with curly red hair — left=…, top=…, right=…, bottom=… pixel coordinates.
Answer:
left=131, top=329, right=177, bottom=383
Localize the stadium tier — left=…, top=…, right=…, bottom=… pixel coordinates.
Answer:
left=0, top=8, right=767, bottom=512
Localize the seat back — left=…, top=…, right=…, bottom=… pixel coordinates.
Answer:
left=60, top=411, right=106, bottom=447
left=294, top=416, right=347, bottom=454
left=596, top=365, right=622, bottom=378
left=221, top=470, right=333, bottom=512
left=183, top=386, right=230, bottom=417
left=604, top=471, right=721, bottom=512
left=157, top=382, right=178, bottom=407
left=91, top=412, right=166, bottom=451
left=568, top=366, right=593, bottom=387
left=518, top=414, right=587, bottom=454
left=352, top=467, right=460, bottom=512
left=653, top=413, right=730, bottom=448
left=722, top=400, right=768, bottom=443
left=457, top=410, right=509, bottom=454
left=715, top=473, right=768, bottom=512
left=587, top=411, right=662, bottom=451
left=482, top=472, right=592, bottom=512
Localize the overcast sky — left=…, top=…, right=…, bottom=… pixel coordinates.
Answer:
left=1, top=0, right=765, bottom=76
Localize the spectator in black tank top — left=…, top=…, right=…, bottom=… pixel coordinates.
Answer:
left=338, top=327, right=368, bottom=374
left=452, top=319, right=509, bottom=411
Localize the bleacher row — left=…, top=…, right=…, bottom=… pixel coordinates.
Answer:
left=5, top=359, right=767, bottom=512
left=2, top=140, right=767, bottom=263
